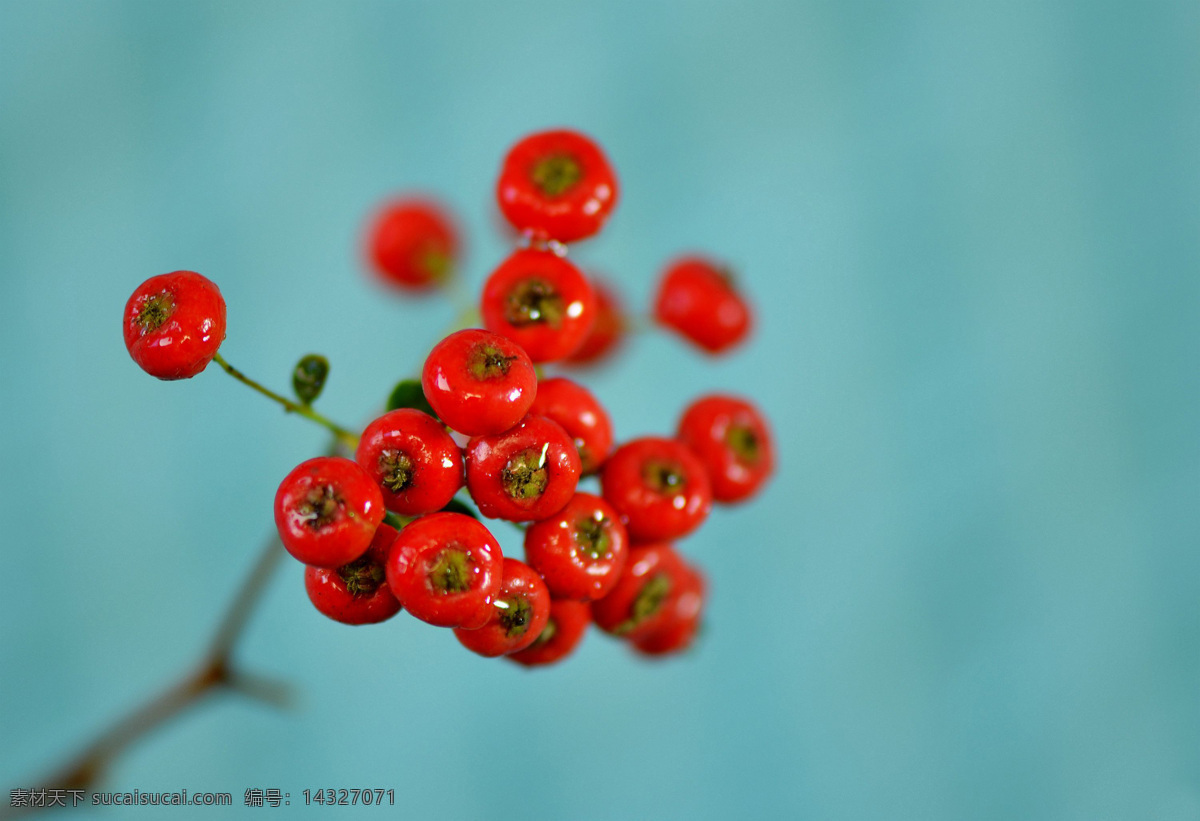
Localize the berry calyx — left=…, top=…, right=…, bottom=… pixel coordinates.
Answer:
left=481, top=248, right=595, bottom=363
left=366, top=198, right=459, bottom=290
left=496, top=129, right=618, bottom=243
left=600, top=437, right=712, bottom=542
left=632, top=561, right=705, bottom=656
left=304, top=523, right=403, bottom=625
left=591, top=543, right=688, bottom=640
left=465, top=415, right=582, bottom=522
left=507, top=599, right=591, bottom=667
left=653, top=257, right=752, bottom=354
left=565, top=279, right=625, bottom=367
left=677, top=395, right=775, bottom=503
left=123, top=270, right=227, bottom=380
left=385, top=512, right=502, bottom=628
left=528, top=377, right=614, bottom=475
left=524, top=493, right=629, bottom=601
left=354, top=408, right=464, bottom=516
left=453, top=558, right=551, bottom=657
left=274, top=457, right=385, bottom=568
left=421, top=328, right=537, bottom=436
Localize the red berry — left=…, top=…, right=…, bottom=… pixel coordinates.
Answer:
left=465, top=415, right=582, bottom=522
left=304, top=523, right=403, bottom=625
left=565, top=278, right=624, bottom=366
left=453, top=558, right=551, bottom=657
left=632, top=561, right=705, bottom=656
left=123, top=270, right=226, bottom=380
left=366, top=198, right=458, bottom=290
left=385, top=512, right=503, bottom=628
left=524, top=493, right=628, bottom=601
left=355, top=408, right=464, bottom=516
left=591, top=543, right=688, bottom=641
left=600, top=437, right=712, bottom=542
left=677, top=395, right=774, bottom=503
left=653, top=257, right=752, bottom=354
left=496, top=129, right=618, bottom=243
left=507, top=599, right=591, bottom=667
left=274, top=456, right=385, bottom=567
left=421, top=328, right=537, bottom=436
left=527, top=377, right=613, bottom=475
left=480, top=248, right=595, bottom=363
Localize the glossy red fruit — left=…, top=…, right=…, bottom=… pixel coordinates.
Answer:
left=304, top=523, right=403, bottom=625
left=524, top=493, right=628, bottom=601
left=274, top=457, right=385, bottom=568
left=527, top=377, right=613, bottom=475
left=480, top=248, right=595, bottom=363
left=591, top=543, right=688, bottom=641
left=496, top=129, right=618, bottom=243
left=507, top=599, right=591, bottom=667
left=355, top=408, right=464, bottom=516
left=453, top=558, right=551, bottom=657
left=600, top=437, right=712, bottom=542
left=632, top=561, right=705, bottom=656
left=366, top=198, right=458, bottom=290
left=385, top=512, right=502, bottom=628
left=565, top=279, right=624, bottom=366
left=677, top=395, right=774, bottom=503
left=653, top=257, right=752, bottom=354
left=123, top=270, right=226, bottom=380
left=465, top=415, right=582, bottom=522
left=421, top=328, right=537, bottom=436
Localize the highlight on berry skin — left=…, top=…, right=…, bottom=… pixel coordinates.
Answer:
left=365, top=196, right=460, bottom=291
left=564, top=277, right=625, bottom=367
left=123, top=270, right=227, bottom=380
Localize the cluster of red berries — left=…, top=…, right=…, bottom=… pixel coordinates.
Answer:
left=122, top=128, right=772, bottom=665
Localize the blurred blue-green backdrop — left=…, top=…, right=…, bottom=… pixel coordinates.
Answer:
left=1, top=1, right=1197, bottom=819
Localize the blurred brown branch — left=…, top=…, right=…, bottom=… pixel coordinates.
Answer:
left=1, top=534, right=290, bottom=819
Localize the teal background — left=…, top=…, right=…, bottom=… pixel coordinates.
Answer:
left=1, top=1, right=1197, bottom=818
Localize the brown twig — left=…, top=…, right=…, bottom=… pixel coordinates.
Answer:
left=2, top=535, right=291, bottom=819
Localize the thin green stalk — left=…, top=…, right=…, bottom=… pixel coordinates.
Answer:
left=211, top=352, right=358, bottom=449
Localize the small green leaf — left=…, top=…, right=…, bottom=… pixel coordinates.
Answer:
left=386, top=378, right=436, bottom=416
left=440, top=497, right=479, bottom=520
left=292, top=354, right=329, bottom=405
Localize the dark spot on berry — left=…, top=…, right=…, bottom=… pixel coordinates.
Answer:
left=337, top=556, right=385, bottom=597
left=467, top=343, right=518, bottom=380
left=378, top=449, right=415, bottom=493
left=299, top=484, right=343, bottom=529
left=642, top=459, right=686, bottom=494
left=531, top=153, right=582, bottom=198
left=135, top=290, right=176, bottom=332
left=427, top=548, right=472, bottom=594
left=573, top=513, right=611, bottom=561
left=726, top=425, right=760, bottom=464
left=501, top=446, right=550, bottom=501
left=504, top=278, right=565, bottom=328
left=498, top=594, right=532, bottom=637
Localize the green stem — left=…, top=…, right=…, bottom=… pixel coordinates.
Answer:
left=211, top=352, right=359, bottom=449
